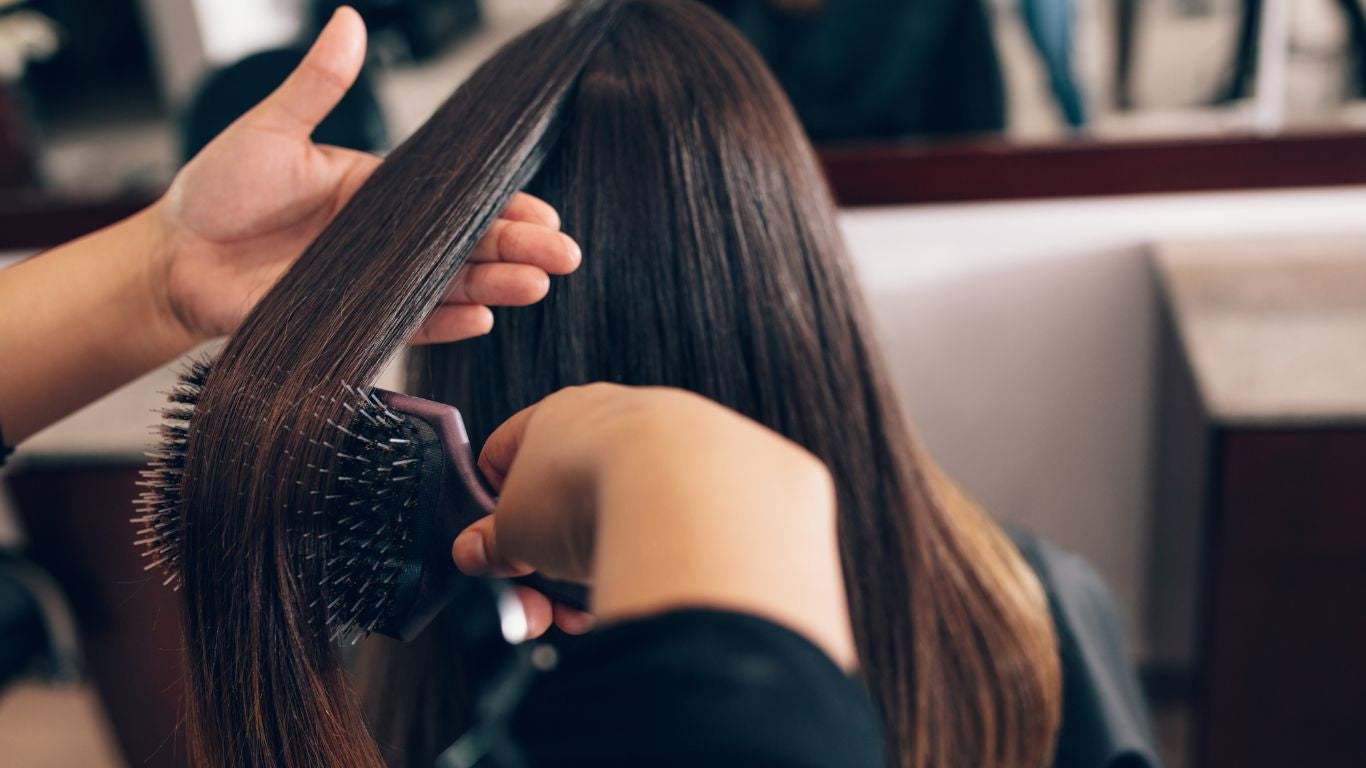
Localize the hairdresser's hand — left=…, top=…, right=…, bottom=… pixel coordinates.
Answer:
left=152, top=7, right=580, bottom=347
left=452, top=385, right=856, bottom=670
left=454, top=383, right=674, bottom=637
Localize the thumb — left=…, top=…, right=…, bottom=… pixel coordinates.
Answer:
left=476, top=401, right=539, bottom=492
left=452, top=516, right=534, bottom=579
left=248, top=7, right=367, bottom=134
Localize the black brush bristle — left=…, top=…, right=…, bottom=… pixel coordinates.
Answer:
left=131, top=357, right=212, bottom=588
left=308, top=386, right=424, bottom=640
left=132, top=358, right=430, bottom=642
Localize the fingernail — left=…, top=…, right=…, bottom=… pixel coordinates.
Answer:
left=560, top=611, right=595, bottom=635
left=453, top=531, right=489, bottom=574
left=525, top=603, right=550, bottom=639
left=562, top=234, right=582, bottom=267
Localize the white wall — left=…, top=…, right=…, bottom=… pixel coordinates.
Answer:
left=843, top=185, right=1366, bottom=656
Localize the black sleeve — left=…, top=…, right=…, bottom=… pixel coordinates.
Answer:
left=509, top=609, right=885, bottom=768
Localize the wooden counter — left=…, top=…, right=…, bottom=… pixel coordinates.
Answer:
left=1149, top=237, right=1366, bottom=768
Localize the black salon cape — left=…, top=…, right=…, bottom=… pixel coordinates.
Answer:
left=509, top=609, right=884, bottom=767
left=1011, top=530, right=1161, bottom=768
left=505, top=535, right=1159, bottom=768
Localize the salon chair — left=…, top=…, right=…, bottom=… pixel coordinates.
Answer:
left=0, top=551, right=80, bottom=690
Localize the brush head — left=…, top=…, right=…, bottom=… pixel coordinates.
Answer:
left=131, top=357, right=212, bottom=587
left=133, top=358, right=457, bottom=642
left=308, top=387, right=431, bottom=639
left=134, top=357, right=588, bottom=643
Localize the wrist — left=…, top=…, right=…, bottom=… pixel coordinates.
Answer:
left=128, top=202, right=203, bottom=357
left=589, top=396, right=852, bottom=666
left=0, top=202, right=207, bottom=442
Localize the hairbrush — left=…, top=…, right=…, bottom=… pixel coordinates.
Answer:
left=132, top=358, right=588, bottom=642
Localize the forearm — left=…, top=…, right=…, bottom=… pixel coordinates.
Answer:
left=0, top=204, right=196, bottom=443
left=590, top=411, right=857, bottom=670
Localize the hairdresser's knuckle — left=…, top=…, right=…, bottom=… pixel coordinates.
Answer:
left=299, top=57, right=352, bottom=98
left=508, top=192, right=560, bottom=228
left=498, top=221, right=534, bottom=261
left=555, top=383, right=596, bottom=400
left=569, top=382, right=623, bottom=407
left=476, top=451, right=496, bottom=475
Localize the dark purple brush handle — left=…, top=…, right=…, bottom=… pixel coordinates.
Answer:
left=376, top=391, right=589, bottom=611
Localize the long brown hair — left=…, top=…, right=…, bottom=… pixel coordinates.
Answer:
left=173, top=2, right=1060, bottom=766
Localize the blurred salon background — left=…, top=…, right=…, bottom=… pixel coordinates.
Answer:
left=2, top=1, right=1364, bottom=766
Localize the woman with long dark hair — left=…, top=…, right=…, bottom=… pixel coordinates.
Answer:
left=392, top=3, right=1064, bottom=767
left=169, top=2, right=1063, bottom=766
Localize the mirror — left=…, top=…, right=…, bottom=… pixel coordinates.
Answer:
left=4, top=0, right=1366, bottom=206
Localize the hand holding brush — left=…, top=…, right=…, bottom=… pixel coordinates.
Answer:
left=452, top=383, right=858, bottom=670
